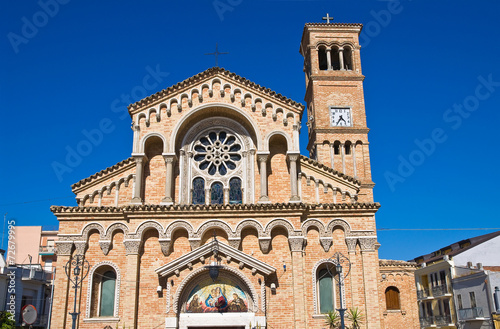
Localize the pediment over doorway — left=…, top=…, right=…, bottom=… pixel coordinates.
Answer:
left=155, top=239, right=276, bottom=277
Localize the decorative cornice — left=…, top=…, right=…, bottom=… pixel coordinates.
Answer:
left=304, top=22, right=363, bottom=28
left=50, top=202, right=380, bottom=214
left=128, top=67, right=304, bottom=113
left=71, top=157, right=134, bottom=190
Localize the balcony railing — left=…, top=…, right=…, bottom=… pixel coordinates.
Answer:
left=39, top=245, right=56, bottom=254
left=459, top=307, right=484, bottom=320
left=435, top=315, right=452, bottom=325
left=431, top=284, right=450, bottom=297
left=419, top=316, right=434, bottom=327
left=417, top=288, right=430, bottom=299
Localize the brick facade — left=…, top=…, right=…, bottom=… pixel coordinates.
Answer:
left=50, top=21, right=418, bottom=329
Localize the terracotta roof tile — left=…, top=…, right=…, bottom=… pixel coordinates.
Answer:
left=128, top=67, right=305, bottom=111
left=71, top=157, right=134, bottom=190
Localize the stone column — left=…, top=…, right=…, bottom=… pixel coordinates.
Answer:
left=352, top=143, right=358, bottom=178
left=330, top=144, right=335, bottom=169
left=223, top=187, right=229, bottom=204
left=339, top=48, right=345, bottom=71
left=257, top=152, right=270, bottom=202
left=161, top=153, right=176, bottom=205
left=131, top=155, right=145, bottom=204
left=287, top=152, right=300, bottom=202
left=341, top=143, right=346, bottom=173
left=132, top=124, right=140, bottom=153
left=326, top=48, right=332, bottom=70
left=123, top=239, right=142, bottom=328
left=114, top=186, right=120, bottom=207
left=289, top=237, right=307, bottom=328
left=52, top=241, right=73, bottom=329
left=359, top=238, right=382, bottom=329
left=205, top=187, right=210, bottom=205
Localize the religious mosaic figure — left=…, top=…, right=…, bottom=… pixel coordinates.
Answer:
left=187, top=294, right=203, bottom=313
left=184, top=278, right=248, bottom=313
left=228, top=293, right=247, bottom=312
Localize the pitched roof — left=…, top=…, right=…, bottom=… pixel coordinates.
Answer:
left=128, top=67, right=304, bottom=112
left=299, top=155, right=361, bottom=185
left=155, top=239, right=276, bottom=277
left=71, top=157, right=134, bottom=190
left=412, top=231, right=500, bottom=265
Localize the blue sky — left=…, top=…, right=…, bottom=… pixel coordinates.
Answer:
left=1, top=0, right=499, bottom=261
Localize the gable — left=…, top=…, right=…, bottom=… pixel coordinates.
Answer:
left=155, top=239, right=276, bottom=277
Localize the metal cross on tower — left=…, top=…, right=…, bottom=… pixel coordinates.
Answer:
left=205, top=43, right=229, bottom=67
left=322, top=13, right=333, bottom=23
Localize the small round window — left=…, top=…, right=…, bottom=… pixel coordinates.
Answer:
left=193, top=131, right=242, bottom=176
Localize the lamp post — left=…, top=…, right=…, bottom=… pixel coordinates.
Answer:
left=64, top=254, right=90, bottom=329
left=207, top=230, right=221, bottom=281
left=329, top=252, right=351, bottom=329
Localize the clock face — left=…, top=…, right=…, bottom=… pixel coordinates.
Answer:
left=330, top=107, right=352, bottom=127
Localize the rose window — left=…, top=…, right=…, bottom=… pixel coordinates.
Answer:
left=193, top=131, right=242, bottom=176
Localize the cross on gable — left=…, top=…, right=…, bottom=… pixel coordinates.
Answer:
left=323, top=13, right=333, bottom=24
left=205, top=43, right=229, bottom=67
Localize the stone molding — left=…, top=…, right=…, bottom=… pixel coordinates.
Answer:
left=55, top=241, right=73, bottom=256
left=54, top=218, right=375, bottom=256
left=85, top=261, right=121, bottom=319
left=172, top=265, right=259, bottom=314
left=311, top=259, right=337, bottom=315
left=155, top=239, right=276, bottom=278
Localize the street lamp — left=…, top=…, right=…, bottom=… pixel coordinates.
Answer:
left=207, top=230, right=221, bottom=281
left=328, top=252, right=351, bottom=329
left=64, top=254, right=90, bottom=329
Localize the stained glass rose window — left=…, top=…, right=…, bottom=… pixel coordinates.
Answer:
left=193, top=131, right=242, bottom=176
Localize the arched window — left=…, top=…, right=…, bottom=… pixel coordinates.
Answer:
left=100, top=271, right=116, bottom=316
left=318, top=268, right=334, bottom=314
left=343, top=47, right=353, bottom=70
left=318, top=47, right=328, bottom=70
left=331, top=47, right=340, bottom=70
left=229, top=178, right=242, bottom=204
left=210, top=182, right=223, bottom=205
left=385, top=286, right=400, bottom=310
left=192, top=178, right=205, bottom=205
left=86, top=263, right=120, bottom=319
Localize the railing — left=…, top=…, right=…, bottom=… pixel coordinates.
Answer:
left=417, top=288, right=430, bottom=299
left=431, top=284, right=450, bottom=297
left=435, top=315, right=452, bottom=325
left=459, top=307, right=484, bottom=319
left=419, top=316, right=434, bottom=327
left=21, top=268, right=53, bottom=281
left=39, top=245, right=56, bottom=254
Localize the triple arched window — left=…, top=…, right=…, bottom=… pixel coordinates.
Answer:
left=317, top=46, right=354, bottom=71
left=192, top=177, right=243, bottom=205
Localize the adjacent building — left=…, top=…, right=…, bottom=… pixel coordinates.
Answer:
left=0, top=226, right=58, bottom=328
left=413, top=231, right=500, bottom=329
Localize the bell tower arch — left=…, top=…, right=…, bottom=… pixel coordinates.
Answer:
left=300, top=22, right=374, bottom=202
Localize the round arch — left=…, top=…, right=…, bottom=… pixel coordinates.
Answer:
left=169, top=103, right=262, bottom=152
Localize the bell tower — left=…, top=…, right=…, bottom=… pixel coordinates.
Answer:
left=300, top=20, right=374, bottom=201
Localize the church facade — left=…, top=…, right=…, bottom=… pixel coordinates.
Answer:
left=51, top=22, right=399, bottom=329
